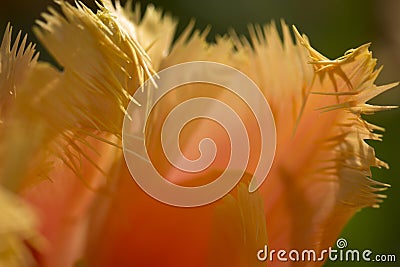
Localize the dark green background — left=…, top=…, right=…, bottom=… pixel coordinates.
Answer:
left=1, top=1, right=398, bottom=266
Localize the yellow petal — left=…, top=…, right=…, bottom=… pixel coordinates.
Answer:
left=0, top=186, right=43, bottom=267
left=101, top=0, right=177, bottom=69
left=247, top=24, right=396, bottom=256
left=0, top=23, right=38, bottom=119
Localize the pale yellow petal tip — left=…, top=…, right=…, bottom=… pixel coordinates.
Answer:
left=292, top=25, right=305, bottom=45
left=0, top=23, right=38, bottom=112
left=292, top=25, right=327, bottom=62
left=0, top=187, right=44, bottom=266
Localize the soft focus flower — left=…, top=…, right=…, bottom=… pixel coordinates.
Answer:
left=0, top=1, right=397, bottom=267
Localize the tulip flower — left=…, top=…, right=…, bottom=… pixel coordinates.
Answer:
left=0, top=1, right=397, bottom=267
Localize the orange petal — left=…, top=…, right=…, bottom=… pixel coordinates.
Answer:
left=85, top=165, right=219, bottom=267
left=21, top=134, right=120, bottom=267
